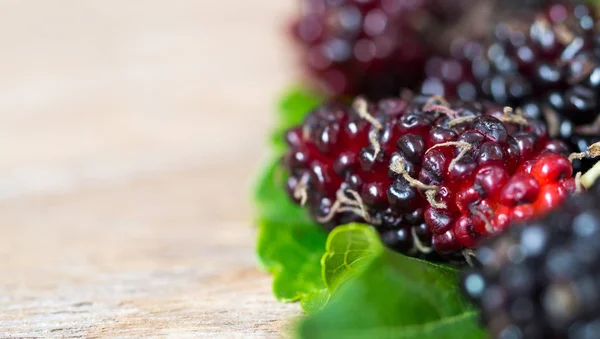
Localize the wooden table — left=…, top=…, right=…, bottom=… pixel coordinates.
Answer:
left=0, top=1, right=301, bottom=337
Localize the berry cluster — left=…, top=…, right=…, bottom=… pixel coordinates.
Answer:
left=462, top=180, right=600, bottom=339
left=283, top=95, right=575, bottom=257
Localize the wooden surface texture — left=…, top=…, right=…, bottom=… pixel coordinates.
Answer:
left=0, top=1, right=300, bottom=337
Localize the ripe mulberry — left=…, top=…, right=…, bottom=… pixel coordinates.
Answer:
left=291, top=0, right=475, bottom=98
left=462, top=177, right=600, bottom=339
left=420, top=2, right=600, bottom=171
left=283, top=94, right=577, bottom=258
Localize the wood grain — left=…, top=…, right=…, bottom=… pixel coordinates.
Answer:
left=0, top=1, right=301, bottom=337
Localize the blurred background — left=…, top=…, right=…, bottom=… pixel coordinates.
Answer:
left=0, top=1, right=298, bottom=336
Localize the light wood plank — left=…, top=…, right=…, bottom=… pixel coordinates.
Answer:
left=0, top=0, right=301, bottom=336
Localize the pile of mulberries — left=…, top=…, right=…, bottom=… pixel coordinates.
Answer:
left=285, top=1, right=600, bottom=258
left=278, top=0, right=600, bottom=338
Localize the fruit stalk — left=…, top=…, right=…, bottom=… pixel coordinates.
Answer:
left=582, top=160, right=600, bottom=189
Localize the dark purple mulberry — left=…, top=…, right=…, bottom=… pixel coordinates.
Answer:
left=462, top=178, right=600, bottom=339
left=420, top=2, right=600, bottom=171
left=290, top=0, right=477, bottom=98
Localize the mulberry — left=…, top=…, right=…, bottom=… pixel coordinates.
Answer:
left=283, top=94, right=577, bottom=258
left=462, top=176, right=600, bottom=339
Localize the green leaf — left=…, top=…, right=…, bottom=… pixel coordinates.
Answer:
left=257, top=217, right=327, bottom=306
left=254, top=158, right=328, bottom=313
left=278, top=86, right=322, bottom=128
left=297, top=249, right=488, bottom=339
left=322, top=223, right=383, bottom=292
left=300, top=288, right=331, bottom=314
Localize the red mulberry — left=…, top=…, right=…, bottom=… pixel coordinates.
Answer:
left=284, top=94, right=578, bottom=258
